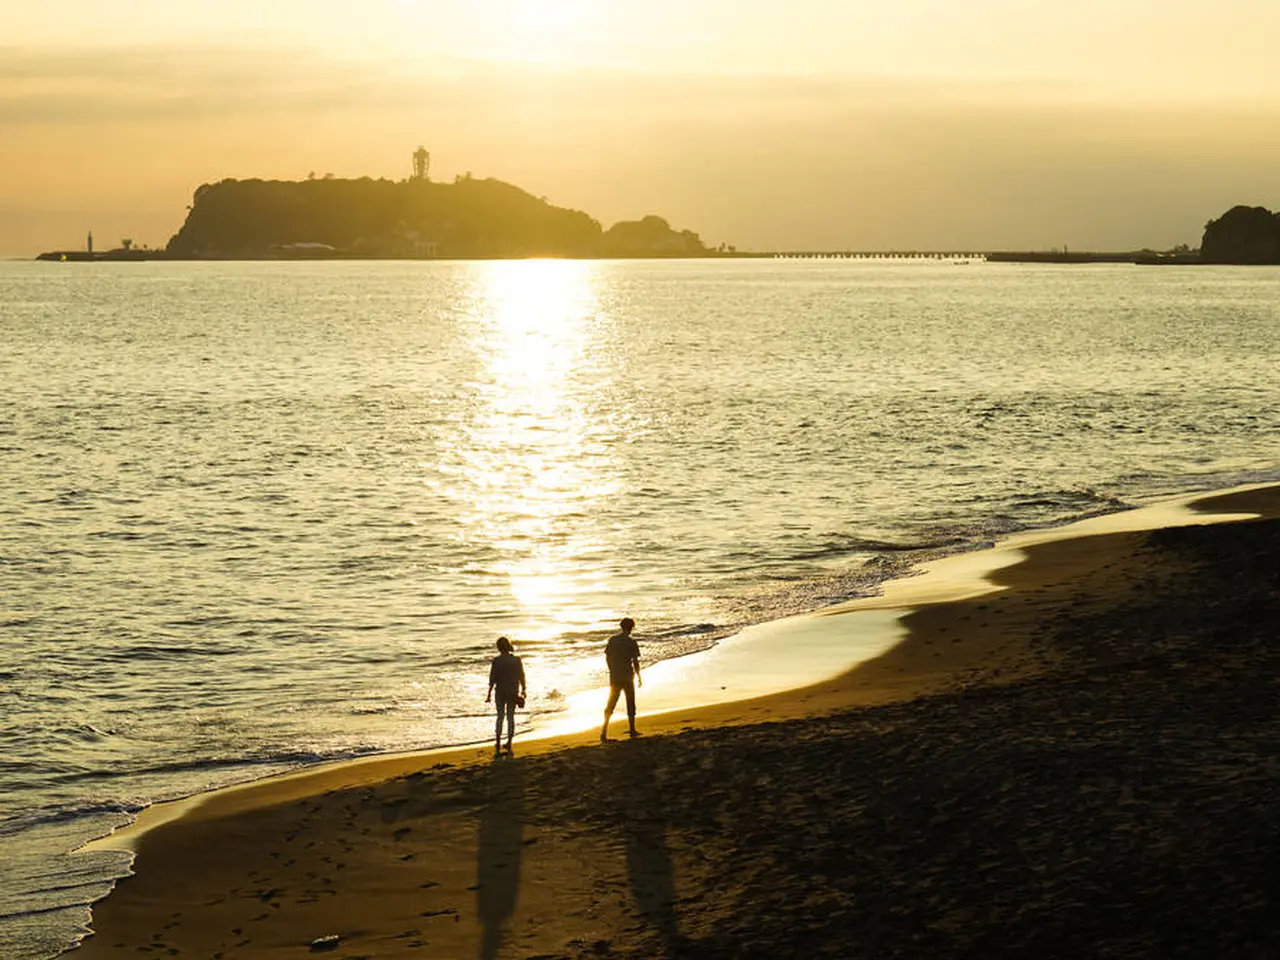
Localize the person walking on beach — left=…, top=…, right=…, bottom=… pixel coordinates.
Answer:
left=485, top=636, right=526, bottom=756
left=601, top=617, right=642, bottom=742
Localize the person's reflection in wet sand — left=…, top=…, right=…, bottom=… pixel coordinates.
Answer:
left=605, top=743, right=687, bottom=957
left=475, top=758, right=525, bottom=960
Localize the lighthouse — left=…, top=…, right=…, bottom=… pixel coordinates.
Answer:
left=412, top=146, right=430, bottom=181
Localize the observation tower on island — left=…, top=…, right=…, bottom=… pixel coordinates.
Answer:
left=412, top=146, right=430, bottom=181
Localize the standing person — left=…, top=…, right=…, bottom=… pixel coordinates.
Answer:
left=601, top=617, right=642, bottom=742
left=485, top=636, right=526, bottom=756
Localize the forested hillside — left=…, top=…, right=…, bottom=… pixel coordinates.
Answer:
left=1200, top=205, right=1280, bottom=264
left=166, top=176, right=710, bottom=259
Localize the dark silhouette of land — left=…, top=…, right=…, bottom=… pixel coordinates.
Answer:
left=38, top=173, right=717, bottom=261
left=34, top=194, right=1280, bottom=264
left=985, top=249, right=1200, bottom=264
left=959, top=204, right=1280, bottom=265
left=1200, top=204, right=1280, bottom=264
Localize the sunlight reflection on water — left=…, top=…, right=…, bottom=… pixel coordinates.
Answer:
left=3, top=258, right=1280, bottom=960
left=435, top=260, right=624, bottom=647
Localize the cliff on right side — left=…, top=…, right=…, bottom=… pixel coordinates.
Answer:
left=1200, top=205, right=1280, bottom=264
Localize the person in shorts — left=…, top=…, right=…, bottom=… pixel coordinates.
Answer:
left=485, top=636, right=526, bottom=756
left=600, top=617, right=641, bottom=741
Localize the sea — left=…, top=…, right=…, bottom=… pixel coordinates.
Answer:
left=2, top=257, right=1278, bottom=957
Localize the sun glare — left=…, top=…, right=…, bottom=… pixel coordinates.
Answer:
left=384, top=0, right=606, bottom=66
left=434, top=261, right=622, bottom=644
left=490, top=0, right=599, bottom=64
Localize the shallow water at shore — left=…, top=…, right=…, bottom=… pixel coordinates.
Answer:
left=70, top=485, right=1280, bottom=960
left=2, top=258, right=1279, bottom=957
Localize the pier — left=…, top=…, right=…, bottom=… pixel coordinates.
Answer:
left=762, top=251, right=985, bottom=261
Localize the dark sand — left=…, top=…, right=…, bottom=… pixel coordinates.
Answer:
left=69, top=486, right=1280, bottom=959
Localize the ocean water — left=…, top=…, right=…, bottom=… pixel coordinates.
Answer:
left=2, top=258, right=1278, bottom=957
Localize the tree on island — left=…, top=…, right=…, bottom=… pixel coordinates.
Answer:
left=602, top=215, right=708, bottom=257
left=1200, top=205, right=1280, bottom=264
left=165, top=175, right=714, bottom=260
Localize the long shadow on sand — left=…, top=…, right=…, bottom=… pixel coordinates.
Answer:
left=603, top=742, right=689, bottom=958
left=475, top=757, right=525, bottom=960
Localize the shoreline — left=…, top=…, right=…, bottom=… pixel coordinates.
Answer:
left=64, top=482, right=1280, bottom=957
left=77, top=483, right=1266, bottom=854
left=28, top=252, right=1251, bottom=265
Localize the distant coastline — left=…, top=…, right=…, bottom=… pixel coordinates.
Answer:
left=29, top=249, right=1204, bottom=265
left=38, top=168, right=733, bottom=263
left=34, top=247, right=756, bottom=263
left=985, top=250, right=1201, bottom=265
left=31, top=177, right=1278, bottom=266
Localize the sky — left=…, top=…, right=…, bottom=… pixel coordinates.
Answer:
left=3, top=0, right=1279, bottom=255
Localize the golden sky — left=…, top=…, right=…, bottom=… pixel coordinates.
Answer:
left=3, top=0, right=1279, bottom=255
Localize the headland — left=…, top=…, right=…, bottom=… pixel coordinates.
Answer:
left=38, top=174, right=728, bottom=263
left=34, top=180, right=1280, bottom=265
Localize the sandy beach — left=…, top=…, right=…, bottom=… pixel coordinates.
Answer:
left=68, top=485, right=1280, bottom=959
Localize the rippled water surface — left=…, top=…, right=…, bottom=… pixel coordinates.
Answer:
left=2, top=258, right=1279, bottom=956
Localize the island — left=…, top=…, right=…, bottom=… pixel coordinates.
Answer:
left=977, top=203, right=1280, bottom=266
left=35, top=174, right=1280, bottom=265
left=1199, top=205, right=1280, bottom=264
left=38, top=168, right=723, bottom=261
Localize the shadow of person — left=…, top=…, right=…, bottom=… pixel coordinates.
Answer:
left=605, top=743, right=688, bottom=958
left=475, top=758, right=525, bottom=960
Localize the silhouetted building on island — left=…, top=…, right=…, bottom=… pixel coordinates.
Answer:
left=36, top=166, right=721, bottom=261
left=412, top=146, right=431, bottom=182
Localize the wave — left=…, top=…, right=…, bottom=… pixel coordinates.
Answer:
left=74, top=746, right=385, bottom=783
left=783, top=534, right=967, bottom=562
left=737, top=487, right=1141, bottom=571
left=0, top=801, right=144, bottom=837
left=1007, top=487, right=1131, bottom=512
left=94, top=641, right=244, bottom=661
left=0, top=899, right=101, bottom=923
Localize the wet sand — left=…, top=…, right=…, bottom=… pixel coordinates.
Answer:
left=69, top=485, right=1280, bottom=959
